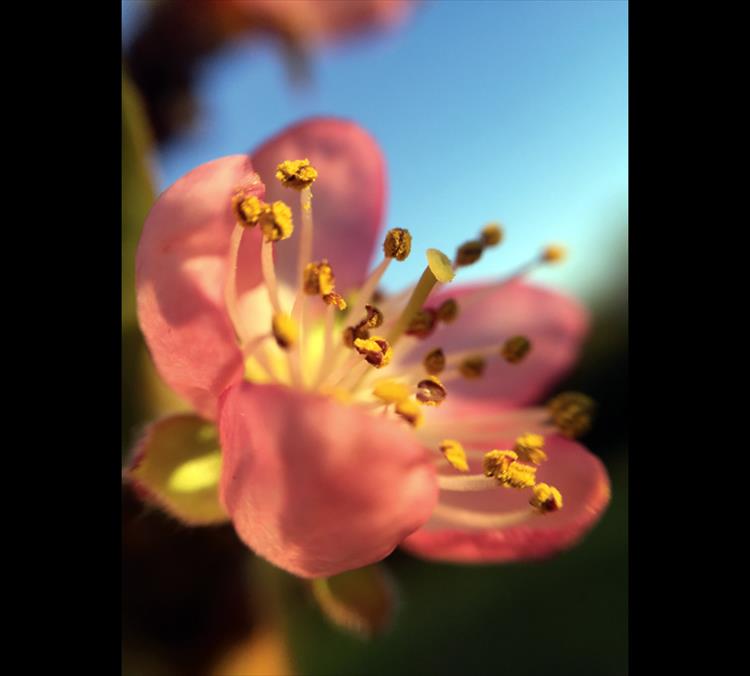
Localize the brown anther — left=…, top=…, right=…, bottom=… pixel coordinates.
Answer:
left=405, top=308, right=438, bottom=339
left=459, top=355, right=486, bottom=379
left=547, top=391, right=595, bottom=439
left=501, top=335, right=532, bottom=364
left=436, top=298, right=459, bottom=324
left=480, top=223, right=503, bottom=247
left=342, top=325, right=370, bottom=348
left=383, top=228, right=412, bottom=261
left=323, top=292, right=347, bottom=311
left=353, top=336, right=393, bottom=368
left=423, top=348, right=446, bottom=375
left=455, top=240, right=484, bottom=267
left=303, top=260, right=335, bottom=296
left=416, top=376, right=447, bottom=406
left=363, top=304, right=384, bottom=329
left=530, top=483, right=563, bottom=513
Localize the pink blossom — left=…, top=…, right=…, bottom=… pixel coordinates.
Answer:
left=128, top=117, right=610, bottom=579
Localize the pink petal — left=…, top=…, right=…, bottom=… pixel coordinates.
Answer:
left=250, top=118, right=386, bottom=294
left=400, top=278, right=589, bottom=407
left=218, top=382, right=438, bottom=578
left=136, top=155, right=265, bottom=419
left=401, top=436, right=610, bottom=563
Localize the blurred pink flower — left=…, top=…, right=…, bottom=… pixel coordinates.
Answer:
left=128, top=117, right=609, bottom=579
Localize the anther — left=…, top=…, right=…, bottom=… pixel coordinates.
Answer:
left=501, top=335, right=532, bottom=364
left=416, top=376, right=447, bottom=406
left=233, top=194, right=266, bottom=227
left=459, top=355, right=486, bottom=379
left=483, top=450, right=517, bottom=478
left=395, top=398, right=423, bottom=427
left=483, top=449, right=537, bottom=490
left=542, top=244, right=566, bottom=263
left=383, top=228, right=412, bottom=261
left=405, top=308, right=438, bottom=338
left=514, top=433, right=547, bottom=464
left=547, top=391, right=595, bottom=439
left=372, top=379, right=410, bottom=405
left=343, top=325, right=370, bottom=348
left=363, top=304, right=384, bottom=329
left=439, top=439, right=469, bottom=472
left=275, top=158, right=318, bottom=190
left=271, top=313, right=298, bottom=350
left=455, top=240, right=484, bottom=267
left=423, top=348, right=446, bottom=375
left=303, top=260, right=335, bottom=296
left=323, top=292, right=347, bottom=311
left=480, top=223, right=503, bottom=247
left=259, top=201, right=294, bottom=242
left=436, top=298, right=459, bottom=324
left=353, top=336, right=393, bottom=368
left=530, top=483, right=563, bottom=513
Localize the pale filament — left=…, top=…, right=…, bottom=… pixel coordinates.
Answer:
left=432, top=503, right=533, bottom=529
left=437, top=474, right=497, bottom=491
left=224, top=224, right=248, bottom=345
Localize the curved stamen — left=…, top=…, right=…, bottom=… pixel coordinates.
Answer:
left=437, top=474, right=498, bottom=492
left=432, top=503, right=533, bottom=529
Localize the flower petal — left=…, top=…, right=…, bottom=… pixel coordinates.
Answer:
left=401, top=436, right=610, bottom=563
left=218, top=382, right=437, bottom=578
left=250, top=118, right=386, bottom=294
left=399, top=279, right=589, bottom=406
left=136, top=155, right=265, bottom=419
left=125, top=415, right=229, bottom=525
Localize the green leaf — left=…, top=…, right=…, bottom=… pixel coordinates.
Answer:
left=311, top=565, right=397, bottom=638
left=125, top=415, right=229, bottom=525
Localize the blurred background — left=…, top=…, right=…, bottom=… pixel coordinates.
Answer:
left=122, top=1, right=627, bottom=674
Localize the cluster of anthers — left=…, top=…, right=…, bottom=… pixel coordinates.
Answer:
left=225, top=157, right=595, bottom=518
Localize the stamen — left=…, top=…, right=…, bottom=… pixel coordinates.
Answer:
left=232, top=194, right=266, bottom=227
left=303, top=260, right=335, bottom=296
left=480, top=223, right=503, bottom=247
left=483, top=450, right=517, bottom=478
left=383, top=228, right=412, bottom=261
left=275, top=158, right=318, bottom=190
left=372, top=379, right=410, bottom=405
left=459, top=355, right=486, bottom=379
left=260, top=239, right=282, bottom=314
left=437, top=474, right=497, bottom=490
left=530, top=483, right=563, bottom=513
left=259, top=201, right=294, bottom=242
left=482, top=449, right=536, bottom=488
left=501, top=335, right=532, bottom=364
left=514, top=433, right=547, bottom=464
left=353, top=336, right=393, bottom=368
left=405, top=308, right=438, bottom=338
left=343, top=325, right=370, bottom=348
left=432, top=503, right=533, bottom=529
left=542, top=244, right=566, bottom=263
left=224, top=224, right=247, bottom=345
left=395, top=398, right=423, bottom=427
left=439, top=439, right=469, bottom=472
left=436, top=298, right=459, bottom=324
left=416, top=376, right=447, bottom=406
left=323, top=292, right=347, bottom=310
left=423, top=348, right=446, bottom=375
left=363, top=305, right=384, bottom=329
left=455, top=240, right=484, bottom=267
left=547, top=391, right=595, bottom=438
left=271, top=313, right=298, bottom=350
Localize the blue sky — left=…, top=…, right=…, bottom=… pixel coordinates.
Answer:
left=123, top=0, right=627, bottom=301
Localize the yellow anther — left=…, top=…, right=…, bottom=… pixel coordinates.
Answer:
left=497, top=460, right=537, bottom=489
left=303, top=260, right=335, bottom=296
left=323, top=292, right=347, bottom=311
left=405, top=308, right=437, bottom=338
left=501, top=335, right=532, bottom=364
left=275, top=158, right=318, bottom=190
left=259, top=200, right=294, bottom=242
left=319, top=386, right=353, bottom=405
left=514, top=433, right=547, bottom=465
left=395, top=398, right=423, bottom=428
left=416, top=376, right=447, bottom=406
left=271, top=312, right=298, bottom=350
left=542, top=244, right=566, bottom=263
left=530, top=483, right=563, bottom=513
left=439, top=439, right=469, bottom=473
left=383, top=228, right=412, bottom=261
left=455, top=240, right=484, bottom=267
left=372, top=379, right=410, bottom=405
left=423, top=347, right=446, bottom=375
left=363, top=304, right=384, bottom=329
left=233, top=194, right=266, bottom=227
left=482, top=450, right=517, bottom=477
left=353, top=336, right=393, bottom=368
left=426, top=248, right=456, bottom=282
left=436, top=298, right=459, bottom=324
left=459, top=355, right=486, bottom=379
left=480, top=223, right=503, bottom=247
left=547, top=391, right=595, bottom=439
left=342, top=325, right=370, bottom=348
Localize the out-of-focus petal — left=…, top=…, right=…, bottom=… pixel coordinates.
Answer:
left=251, top=118, right=386, bottom=294
left=398, top=279, right=589, bottom=407
left=218, top=382, right=437, bottom=578
left=136, top=155, right=265, bottom=419
left=125, top=415, right=229, bottom=525
left=401, top=436, right=610, bottom=563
